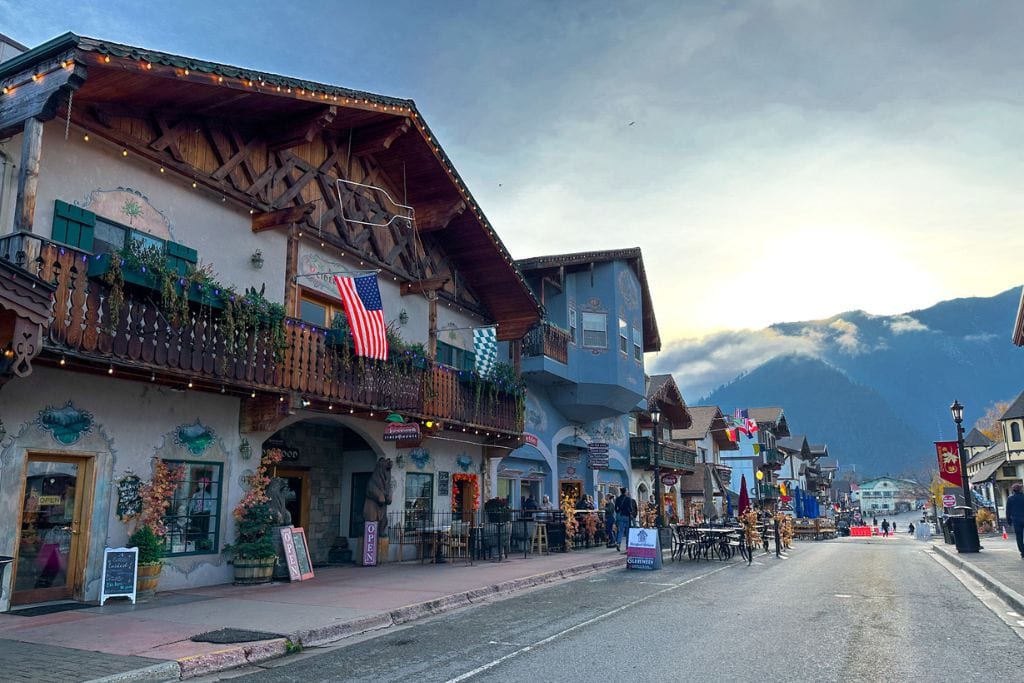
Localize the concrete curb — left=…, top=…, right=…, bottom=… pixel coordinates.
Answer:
left=167, top=555, right=625, bottom=679
left=931, top=543, right=1024, bottom=614
left=83, top=661, right=182, bottom=683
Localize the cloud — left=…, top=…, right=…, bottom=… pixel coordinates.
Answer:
left=829, top=319, right=865, bottom=355
left=887, top=315, right=929, bottom=334
left=651, top=327, right=824, bottom=400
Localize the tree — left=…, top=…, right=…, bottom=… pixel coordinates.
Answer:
left=974, top=401, right=1011, bottom=442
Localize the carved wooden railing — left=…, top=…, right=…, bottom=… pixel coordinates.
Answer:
left=522, top=321, right=570, bottom=365
left=629, top=436, right=697, bottom=470
left=0, top=232, right=521, bottom=433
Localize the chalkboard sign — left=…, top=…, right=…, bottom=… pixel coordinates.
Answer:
left=100, top=547, right=138, bottom=605
left=280, top=527, right=314, bottom=581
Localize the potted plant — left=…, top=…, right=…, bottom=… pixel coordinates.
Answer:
left=226, top=449, right=282, bottom=584
left=484, top=496, right=511, bottom=523
left=128, top=525, right=163, bottom=598
left=118, top=461, right=183, bottom=599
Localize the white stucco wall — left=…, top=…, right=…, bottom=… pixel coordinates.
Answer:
left=28, top=122, right=288, bottom=303
left=0, top=366, right=244, bottom=609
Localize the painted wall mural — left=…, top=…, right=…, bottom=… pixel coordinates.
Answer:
left=85, top=188, right=173, bottom=240
left=525, top=392, right=547, bottom=433
left=36, top=402, right=94, bottom=445
left=174, top=420, right=216, bottom=455
left=456, top=454, right=473, bottom=472
left=584, top=417, right=627, bottom=446
left=409, top=448, right=431, bottom=469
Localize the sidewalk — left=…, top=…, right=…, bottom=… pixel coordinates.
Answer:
left=0, top=547, right=628, bottom=682
left=930, top=533, right=1024, bottom=614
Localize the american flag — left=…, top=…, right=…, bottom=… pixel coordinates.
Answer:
left=334, top=274, right=388, bottom=360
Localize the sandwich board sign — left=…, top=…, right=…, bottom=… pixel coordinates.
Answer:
left=625, top=528, right=661, bottom=570
left=100, top=547, right=138, bottom=605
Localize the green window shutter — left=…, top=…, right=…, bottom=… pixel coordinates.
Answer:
left=52, top=200, right=96, bottom=251
left=166, top=241, right=199, bottom=276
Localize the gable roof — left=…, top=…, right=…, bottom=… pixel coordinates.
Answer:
left=0, top=33, right=542, bottom=339
left=964, top=428, right=994, bottom=448
left=1001, top=390, right=1024, bottom=421
left=967, top=441, right=1007, bottom=466
left=671, top=405, right=739, bottom=452
left=515, top=248, right=660, bottom=351
left=642, top=374, right=691, bottom=430
left=748, top=407, right=790, bottom=436
left=777, top=435, right=810, bottom=457
left=972, top=457, right=1004, bottom=484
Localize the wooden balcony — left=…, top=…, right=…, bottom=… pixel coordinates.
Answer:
left=522, top=321, right=570, bottom=365
left=0, top=232, right=523, bottom=434
left=629, top=436, right=696, bottom=471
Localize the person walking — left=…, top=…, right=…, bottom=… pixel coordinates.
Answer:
left=1005, top=482, right=1024, bottom=559
left=614, top=487, right=636, bottom=552
left=880, top=519, right=890, bottom=537
left=908, top=522, right=915, bottom=535
left=604, top=494, right=617, bottom=548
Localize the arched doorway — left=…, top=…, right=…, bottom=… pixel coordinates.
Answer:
left=262, top=418, right=381, bottom=565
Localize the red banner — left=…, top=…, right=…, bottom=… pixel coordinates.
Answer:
left=935, top=440, right=962, bottom=488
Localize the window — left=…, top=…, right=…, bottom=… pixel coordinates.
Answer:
left=300, top=292, right=346, bottom=330
left=162, top=461, right=222, bottom=556
left=405, top=473, right=433, bottom=526
left=633, top=327, right=642, bottom=361
left=437, top=341, right=475, bottom=371
left=93, top=217, right=128, bottom=256
left=1012, top=422, right=1021, bottom=441
left=619, top=318, right=628, bottom=353
left=581, top=312, right=607, bottom=348
left=627, top=415, right=638, bottom=436
left=1002, top=466, right=1017, bottom=478
left=568, top=307, right=577, bottom=343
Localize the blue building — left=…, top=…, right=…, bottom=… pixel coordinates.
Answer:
left=489, top=249, right=662, bottom=509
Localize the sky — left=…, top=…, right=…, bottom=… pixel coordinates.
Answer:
left=5, top=0, right=1024, bottom=390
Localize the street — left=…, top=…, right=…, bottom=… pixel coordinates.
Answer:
left=210, top=526, right=1023, bottom=682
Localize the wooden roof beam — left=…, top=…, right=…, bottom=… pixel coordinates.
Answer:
left=415, top=200, right=466, bottom=232
left=402, top=277, right=450, bottom=296
left=265, top=105, right=337, bottom=152
left=251, top=202, right=315, bottom=233
left=349, top=119, right=411, bottom=156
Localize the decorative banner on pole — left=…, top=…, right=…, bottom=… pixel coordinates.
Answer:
left=935, top=440, right=963, bottom=488
left=473, top=326, right=498, bottom=376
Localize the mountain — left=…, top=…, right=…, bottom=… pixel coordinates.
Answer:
left=697, top=287, right=1024, bottom=476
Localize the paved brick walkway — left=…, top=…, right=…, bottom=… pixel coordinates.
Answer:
left=0, top=639, right=166, bottom=682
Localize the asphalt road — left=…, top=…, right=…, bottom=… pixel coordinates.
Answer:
left=217, top=527, right=1022, bottom=683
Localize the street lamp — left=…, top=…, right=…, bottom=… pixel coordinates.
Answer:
left=650, top=403, right=663, bottom=528
left=950, top=399, right=975, bottom=516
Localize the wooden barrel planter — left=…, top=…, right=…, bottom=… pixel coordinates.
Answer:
left=136, top=563, right=162, bottom=598
left=233, top=557, right=276, bottom=585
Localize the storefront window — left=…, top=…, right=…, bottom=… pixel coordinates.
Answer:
left=405, top=472, right=433, bottom=525
left=162, top=461, right=222, bottom=556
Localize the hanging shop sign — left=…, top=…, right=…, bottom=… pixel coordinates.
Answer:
left=660, top=473, right=677, bottom=487
left=383, top=422, right=422, bottom=441
left=523, top=433, right=539, bottom=447
left=588, top=442, right=609, bottom=470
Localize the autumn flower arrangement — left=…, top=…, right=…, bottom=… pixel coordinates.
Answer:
left=740, top=509, right=762, bottom=549
left=226, top=448, right=282, bottom=561
left=451, top=473, right=480, bottom=513
left=118, top=460, right=184, bottom=566
left=560, top=494, right=578, bottom=549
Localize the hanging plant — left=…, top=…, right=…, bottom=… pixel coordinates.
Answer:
left=101, top=254, right=125, bottom=331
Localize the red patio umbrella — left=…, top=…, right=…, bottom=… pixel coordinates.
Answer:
left=738, top=474, right=750, bottom=514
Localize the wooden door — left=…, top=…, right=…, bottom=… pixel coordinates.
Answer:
left=275, top=469, right=310, bottom=529
left=12, top=454, right=94, bottom=605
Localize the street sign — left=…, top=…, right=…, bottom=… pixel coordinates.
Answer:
left=942, top=494, right=956, bottom=508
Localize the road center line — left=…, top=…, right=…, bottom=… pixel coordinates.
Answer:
left=446, top=564, right=734, bottom=683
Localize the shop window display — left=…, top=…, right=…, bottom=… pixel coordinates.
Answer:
left=162, top=461, right=222, bottom=555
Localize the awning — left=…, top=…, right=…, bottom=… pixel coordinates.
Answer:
left=972, top=458, right=1003, bottom=483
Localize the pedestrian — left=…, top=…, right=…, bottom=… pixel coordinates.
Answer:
left=880, top=519, right=889, bottom=537
left=873, top=516, right=878, bottom=527
left=1005, top=482, right=1024, bottom=559
left=908, top=522, right=915, bottom=535
left=614, top=487, right=636, bottom=552
left=891, top=520, right=897, bottom=533
left=604, top=494, right=617, bottom=548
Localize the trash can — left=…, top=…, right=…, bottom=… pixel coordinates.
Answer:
left=949, top=515, right=981, bottom=554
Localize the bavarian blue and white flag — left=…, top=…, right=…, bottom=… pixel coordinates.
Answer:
left=473, top=326, right=498, bottom=376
